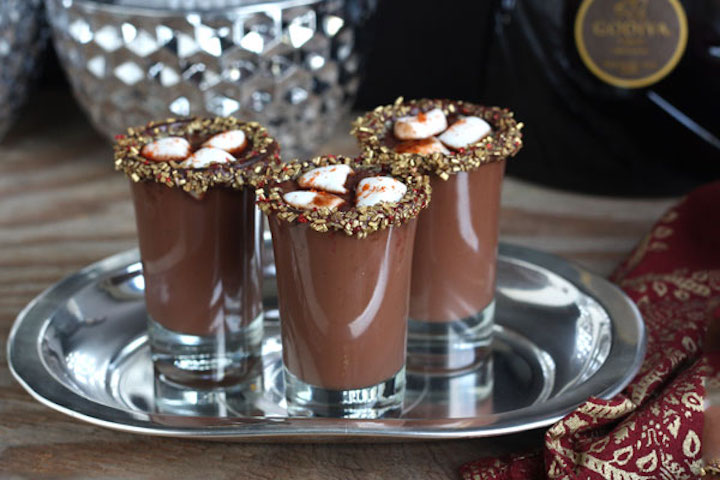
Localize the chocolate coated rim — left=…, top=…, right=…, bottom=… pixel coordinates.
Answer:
left=7, top=245, right=645, bottom=440
left=256, top=155, right=431, bottom=237
left=114, top=116, right=281, bottom=196
left=351, top=98, right=524, bottom=179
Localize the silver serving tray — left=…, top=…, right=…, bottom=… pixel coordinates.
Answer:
left=7, top=244, right=645, bottom=441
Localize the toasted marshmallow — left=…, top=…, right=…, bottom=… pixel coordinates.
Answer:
left=356, top=176, right=407, bottom=207
left=395, top=137, right=450, bottom=155
left=438, top=116, right=492, bottom=150
left=283, top=191, right=345, bottom=211
left=202, top=129, right=248, bottom=154
left=141, top=137, right=191, bottom=162
left=298, top=164, right=354, bottom=194
left=179, top=147, right=234, bottom=169
left=393, top=108, right=448, bottom=140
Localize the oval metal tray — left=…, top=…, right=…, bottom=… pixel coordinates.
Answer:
left=7, top=244, right=645, bottom=440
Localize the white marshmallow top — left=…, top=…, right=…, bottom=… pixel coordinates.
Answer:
left=395, top=136, right=450, bottom=155
left=438, top=116, right=492, bottom=150
left=356, top=176, right=407, bottom=207
left=283, top=190, right=345, bottom=211
left=201, top=129, right=248, bottom=154
left=393, top=108, right=448, bottom=140
left=141, top=137, right=191, bottom=162
left=179, top=147, right=234, bottom=169
left=297, top=164, right=354, bottom=194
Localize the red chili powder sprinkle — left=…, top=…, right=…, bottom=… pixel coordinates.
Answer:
left=310, top=191, right=341, bottom=208
left=395, top=138, right=436, bottom=154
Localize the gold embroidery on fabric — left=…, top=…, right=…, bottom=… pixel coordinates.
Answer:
left=564, top=415, right=588, bottom=431
left=654, top=226, right=674, bottom=238
left=660, top=452, right=690, bottom=479
left=612, top=445, right=634, bottom=466
left=579, top=455, right=651, bottom=480
left=630, top=360, right=672, bottom=404
left=577, top=398, right=634, bottom=418
left=620, top=270, right=720, bottom=300
left=667, top=415, right=681, bottom=438
left=681, top=336, right=698, bottom=354
left=547, top=366, right=705, bottom=480
left=661, top=209, right=680, bottom=223
left=681, top=391, right=703, bottom=411
left=653, top=281, right=669, bottom=297
left=537, top=197, right=715, bottom=480
left=614, top=424, right=631, bottom=444
left=636, top=451, right=658, bottom=473
left=682, top=430, right=701, bottom=457
left=590, top=436, right=611, bottom=452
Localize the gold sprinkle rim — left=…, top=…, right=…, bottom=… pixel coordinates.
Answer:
left=350, top=97, right=524, bottom=180
left=255, top=155, right=431, bottom=238
left=113, top=116, right=281, bottom=195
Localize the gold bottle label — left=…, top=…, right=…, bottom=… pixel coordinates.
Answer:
left=575, top=0, right=688, bottom=89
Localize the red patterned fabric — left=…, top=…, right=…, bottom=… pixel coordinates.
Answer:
left=461, top=181, right=720, bottom=480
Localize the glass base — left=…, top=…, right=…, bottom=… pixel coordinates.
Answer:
left=283, top=367, right=406, bottom=419
left=407, top=300, right=495, bottom=374
left=148, top=314, right=263, bottom=388
left=405, top=355, right=494, bottom=418
left=153, top=364, right=264, bottom=417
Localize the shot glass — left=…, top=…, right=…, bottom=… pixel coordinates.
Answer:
left=257, top=155, right=431, bottom=418
left=115, top=116, right=280, bottom=387
left=353, top=99, right=523, bottom=373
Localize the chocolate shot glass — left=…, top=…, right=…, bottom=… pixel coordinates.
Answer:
left=353, top=99, right=523, bottom=373
left=114, top=117, right=280, bottom=387
left=257, top=155, right=430, bottom=418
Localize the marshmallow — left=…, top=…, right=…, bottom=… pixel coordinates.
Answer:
left=356, top=176, right=407, bottom=207
left=179, top=147, right=234, bottom=169
left=393, top=108, right=448, bottom=140
left=140, top=137, right=191, bottom=162
left=395, top=137, right=450, bottom=155
left=297, top=164, right=354, bottom=194
left=202, top=129, right=248, bottom=154
left=283, top=190, right=345, bottom=211
left=438, top=116, right=492, bottom=150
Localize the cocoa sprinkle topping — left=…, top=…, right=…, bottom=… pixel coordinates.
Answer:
left=256, top=155, right=431, bottom=238
left=351, top=97, right=524, bottom=180
left=114, top=116, right=281, bottom=196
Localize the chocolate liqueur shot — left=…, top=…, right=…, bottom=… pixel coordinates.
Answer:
left=114, top=117, right=280, bottom=386
left=257, top=155, right=430, bottom=418
left=353, top=99, right=523, bottom=372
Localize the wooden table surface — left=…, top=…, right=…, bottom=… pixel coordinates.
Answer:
left=0, top=91, right=677, bottom=479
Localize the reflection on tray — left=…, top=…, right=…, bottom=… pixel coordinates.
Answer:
left=9, top=245, right=645, bottom=439
left=106, top=323, right=557, bottom=421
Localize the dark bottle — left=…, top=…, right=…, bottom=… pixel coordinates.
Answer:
left=485, top=0, right=720, bottom=196
left=354, top=0, right=497, bottom=109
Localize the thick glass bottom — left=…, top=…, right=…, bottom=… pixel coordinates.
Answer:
left=284, top=367, right=406, bottom=419
left=405, top=355, right=494, bottom=418
left=148, top=314, right=263, bottom=388
left=407, top=300, right=495, bottom=374
left=153, top=364, right=264, bottom=417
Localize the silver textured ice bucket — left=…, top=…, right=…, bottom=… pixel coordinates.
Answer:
left=45, top=0, right=375, bottom=156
